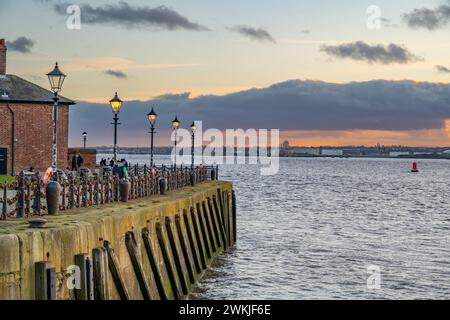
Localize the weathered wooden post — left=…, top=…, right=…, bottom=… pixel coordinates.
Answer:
left=92, top=247, right=109, bottom=300
left=35, top=261, right=56, bottom=300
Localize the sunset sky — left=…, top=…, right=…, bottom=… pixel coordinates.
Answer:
left=1, top=0, right=450, bottom=147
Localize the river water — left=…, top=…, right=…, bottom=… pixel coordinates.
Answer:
left=100, top=154, right=450, bottom=300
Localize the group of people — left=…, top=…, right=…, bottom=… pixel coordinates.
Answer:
left=99, top=157, right=125, bottom=168
left=70, top=153, right=84, bottom=171
left=99, top=158, right=130, bottom=179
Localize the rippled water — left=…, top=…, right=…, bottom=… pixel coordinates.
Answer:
left=101, top=155, right=450, bottom=299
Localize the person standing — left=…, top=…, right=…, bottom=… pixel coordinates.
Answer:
left=113, top=159, right=129, bottom=179
left=71, top=153, right=78, bottom=171
left=77, top=153, right=84, bottom=169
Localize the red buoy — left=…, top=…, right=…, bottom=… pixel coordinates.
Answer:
left=411, top=162, right=419, bottom=173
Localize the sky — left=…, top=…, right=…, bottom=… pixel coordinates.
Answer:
left=1, top=0, right=450, bottom=147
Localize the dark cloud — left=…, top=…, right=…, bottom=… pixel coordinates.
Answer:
left=320, top=41, right=423, bottom=64
left=104, top=70, right=127, bottom=79
left=301, top=29, right=311, bottom=35
left=70, top=79, right=450, bottom=145
left=8, top=37, right=35, bottom=53
left=402, top=1, right=450, bottom=30
left=436, top=65, right=450, bottom=73
left=53, top=1, right=209, bottom=31
left=155, top=92, right=191, bottom=101
left=227, top=25, right=276, bottom=43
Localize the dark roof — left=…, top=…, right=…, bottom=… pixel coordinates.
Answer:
left=0, top=74, right=75, bottom=105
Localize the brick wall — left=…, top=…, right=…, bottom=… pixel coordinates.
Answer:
left=0, top=39, right=6, bottom=75
left=68, top=148, right=97, bottom=169
left=0, top=102, right=69, bottom=174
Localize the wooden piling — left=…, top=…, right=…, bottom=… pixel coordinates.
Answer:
left=125, top=231, right=152, bottom=300
left=165, top=217, right=189, bottom=295
left=156, top=222, right=180, bottom=300
left=92, top=247, right=109, bottom=300
left=142, top=228, right=167, bottom=300
left=175, top=215, right=197, bottom=282
left=104, top=241, right=130, bottom=300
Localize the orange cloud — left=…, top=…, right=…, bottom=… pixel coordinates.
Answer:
left=281, top=127, right=450, bottom=147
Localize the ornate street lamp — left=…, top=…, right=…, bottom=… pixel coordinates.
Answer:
left=147, top=108, right=158, bottom=167
left=46, top=62, right=66, bottom=172
left=109, top=92, right=123, bottom=161
left=190, top=122, right=197, bottom=169
left=172, top=116, right=181, bottom=167
left=82, top=132, right=87, bottom=150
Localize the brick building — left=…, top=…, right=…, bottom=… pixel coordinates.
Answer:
left=0, top=39, right=75, bottom=175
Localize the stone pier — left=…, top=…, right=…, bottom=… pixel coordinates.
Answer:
left=0, top=181, right=235, bottom=300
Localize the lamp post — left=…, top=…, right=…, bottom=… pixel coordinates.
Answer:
left=190, top=122, right=197, bottom=169
left=46, top=62, right=66, bottom=172
left=172, top=116, right=181, bottom=167
left=109, top=92, right=123, bottom=161
left=82, top=132, right=87, bottom=150
left=147, top=108, right=157, bottom=167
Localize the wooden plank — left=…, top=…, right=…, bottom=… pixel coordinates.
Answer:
left=46, top=267, right=57, bottom=300
left=74, top=253, right=88, bottom=300
left=189, top=208, right=208, bottom=269
left=165, top=217, right=189, bottom=295
left=196, top=203, right=212, bottom=258
left=156, top=222, right=180, bottom=300
left=213, top=195, right=228, bottom=251
left=104, top=241, right=130, bottom=300
left=175, top=215, right=196, bottom=282
left=183, top=210, right=203, bottom=273
left=142, top=228, right=168, bottom=300
left=207, top=199, right=222, bottom=249
left=201, top=202, right=217, bottom=252
left=125, top=231, right=152, bottom=300
left=35, top=261, right=50, bottom=300
left=92, top=247, right=108, bottom=300
left=86, top=257, right=95, bottom=300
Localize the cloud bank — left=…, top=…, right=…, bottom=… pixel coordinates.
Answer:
left=105, top=70, right=127, bottom=79
left=8, top=37, right=35, bottom=53
left=402, top=1, right=450, bottom=30
left=227, top=25, right=276, bottom=43
left=436, top=65, right=450, bottom=73
left=320, top=41, right=423, bottom=64
left=70, top=79, right=450, bottom=146
left=53, top=1, right=209, bottom=31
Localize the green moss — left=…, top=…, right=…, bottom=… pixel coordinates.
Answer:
left=0, top=176, right=16, bottom=183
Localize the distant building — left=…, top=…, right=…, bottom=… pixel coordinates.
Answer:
left=281, top=141, right=290, bottom=150
left=321, top=149, right=343, bottom=156
left=290, top=147, right=321, bottom=156
left=389, top=151, right=412, bottom=158
left=0, top=39, right=75, bottom=175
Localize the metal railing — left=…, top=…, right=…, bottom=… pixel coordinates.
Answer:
left=0, top=165, right=219, bottom=220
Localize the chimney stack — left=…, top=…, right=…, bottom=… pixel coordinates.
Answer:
left=0, top=39, right=7, bottom=75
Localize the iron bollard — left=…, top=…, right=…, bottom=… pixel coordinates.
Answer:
left=211, top=167, right=216, bottom=181
left=190, top=171, right=196, bottom=186
left=119, top=179, right=130, bottom=202
left=46, top=179, right=61, bottom=215
left=159, top=178, right=167, bottom=195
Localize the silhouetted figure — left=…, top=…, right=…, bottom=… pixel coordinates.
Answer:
left=71, top=153, right=78, bottom=171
